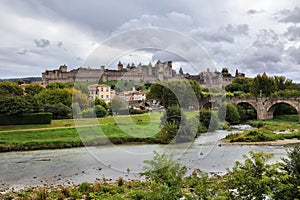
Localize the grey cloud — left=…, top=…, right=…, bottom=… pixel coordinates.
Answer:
left=116, top=12, right=193, bottom=33
left=252, top=29, right=280, bottom=47
left=247, top=9, right=264, bottom=15
left=276, top=7, right=300, bottom=23
left=34, top=38, right=50, bottom=48
left=287, top=46, right=300, bottom=64
left=284, top=25, right=300, bottom=41
left=191, top=24, right=249, bottom=44
left=57, top=41, right=63, bottom=47
left=17, top=49, right=29, bottom=55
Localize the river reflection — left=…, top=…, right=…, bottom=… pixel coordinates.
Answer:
left=0, top=125, right=292, bottom=191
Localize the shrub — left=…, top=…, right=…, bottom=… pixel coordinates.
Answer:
left=218, top=103, right=240, bottom=125
left=95, top=105, right=107, bottom=118
left=44, top=103, right=72, bottom=119
left=199, top=109, right=219, bottom=131
left=0, top=112, right=52, bottom=125
left=81, top=108, right=95, bottom=118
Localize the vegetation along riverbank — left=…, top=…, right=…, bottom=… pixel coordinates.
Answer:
left=1, top=147, right=300, bottom=199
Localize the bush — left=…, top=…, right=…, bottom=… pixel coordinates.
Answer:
left=0, top=113, right=52, bottom=125
left=95, top=105, right=107, bottom=118
left=199, top=109, right=219, bottom=131
left=218, top=103, right=240, bottom=125
left=44, top=103, right=72, bottom=119
left=81, top=108, right=95, bottom=118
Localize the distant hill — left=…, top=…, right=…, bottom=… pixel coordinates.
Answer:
left=0, top=77, right=42, bottom=84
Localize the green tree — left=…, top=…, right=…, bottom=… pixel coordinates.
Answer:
left=276, top=145, right=300, bottom=199
left=44, top=103, right=72, bottom=119
left=160, top=106, right=197, bottom=143
left=72, top=89, right=89, bottom=110
left=95, top=105, right=107, bottom=118
left=0, top=81, right=24, bottom=96
left=24, top=84, right=44, bottom=96
left=199, top=109, right=219, bottom=131
left=95, top=97, right=108, bottom=109
left=147, top=80, right=202, bottom=108
left=226, top=151, right=283, bottom=200
left=0, top=96, right=32, bottom=116
left=45, top=82, right=67, bottom=90
left=140, top=151, right=187, bottom=199
left=35, top=88, right=72, bottom=107
left=250, top=74, right=277, bottom=97
left=74, top=82, right=89, bottom=95
left=218, top=103, right=240, bottom=125
left=111, top=97, right=127, bottom=114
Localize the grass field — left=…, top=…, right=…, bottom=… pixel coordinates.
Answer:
left=0, top=110, right=198, bottom=152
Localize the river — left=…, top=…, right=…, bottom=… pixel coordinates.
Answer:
left=0, top=125, right=293, bottom=191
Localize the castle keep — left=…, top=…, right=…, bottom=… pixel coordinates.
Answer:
left=42, top=60, right=179, bottom=84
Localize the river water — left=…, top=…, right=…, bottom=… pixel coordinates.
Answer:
left=0, top=125, right=293, bottom=191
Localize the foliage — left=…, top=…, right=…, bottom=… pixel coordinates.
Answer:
left=95, top=97, right=108, bottom=109
left=95, top=105, right=107, bottom=118
left=44, top=103, right=72, bottom=119
left=226, top=151, right=284, bottom=200
left=35, top=88, right=72, bottom=107
left=72, top=89, right=89, bottom=110
left=237, top=103, right=257, bottom=121
left=111, top=97, right=127, bottom=114
left=140, top=151, right=187, bottom=199
left=147, top=80, right=202, bottom=108
left=24, top=84, right=44, bottom=96
left=199, top=109, right=219, bottom=131
left=159, top=106, right=197, bottom=143
left=45, top=82, right=68, bottom=90
left=278, top=145, right=300, bottom=199
left=0, top=113, right=52, bottom=125
left=0, top=81, right=24, bottom=96
left=81, top=108, right=95, bottom=118
left=74, top=82, right=89, bottom=95
left=251, top=74, right=277, bottom=97
left=0, top=95, right=32, bottom=116
left=271, top=89, right=300, bottom=97
left=218, top=103, right=241, bottom=125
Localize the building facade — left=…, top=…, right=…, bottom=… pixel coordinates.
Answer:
left=87, top=84, right=115, bottom=103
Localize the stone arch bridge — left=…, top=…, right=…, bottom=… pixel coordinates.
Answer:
left=199, top=97, right=300, bottom=121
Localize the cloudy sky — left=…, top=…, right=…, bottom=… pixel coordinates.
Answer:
left=1, top=0, right=300, bottom=81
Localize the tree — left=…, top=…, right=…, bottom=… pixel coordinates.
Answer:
left=0, top=96, right=31, bottom=116
left=44, top=103, right=72, bottom=119
left=276, top=145, right=300, bottom=199
left=218, top=103, right=240, bottom=125
left=24, top=84, right=44, bottom=96
left=111, top=97, right=127, bottom=114
left=147, top=80, right=202, bottom=108
left=140, top=151, right=187, bottom=199
left=226, top=151, right=283, bottom=200
left=95, top=97, right=108, bottom=109
left=250, top=74, right=277, bottom=97
left=72, top=89, right=89, bottom=110
left=95, top=105, right=107, bottom=118
left=0, top=81, right=23, bottom=96
left=159, top=105, right=197, bottom=143
left=35, top=88, right=72, bottom=107
left=199, top=109, right=219, bottom=131
left=45, top=82, right=67, bottom=90
left=74, top=82, right=89, bottom=95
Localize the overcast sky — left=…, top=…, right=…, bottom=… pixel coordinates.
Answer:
left=1, top=0, right=300, bottom=81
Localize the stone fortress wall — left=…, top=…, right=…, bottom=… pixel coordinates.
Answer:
left=42, top=60, right=244, bottom=87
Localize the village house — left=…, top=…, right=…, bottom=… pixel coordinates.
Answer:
left=87, top=84, right=115, bottom=103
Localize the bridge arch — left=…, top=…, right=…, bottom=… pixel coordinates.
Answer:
left=266, top=100, right=300, bottom=120
left=236, top=102, right=258, bottom=120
